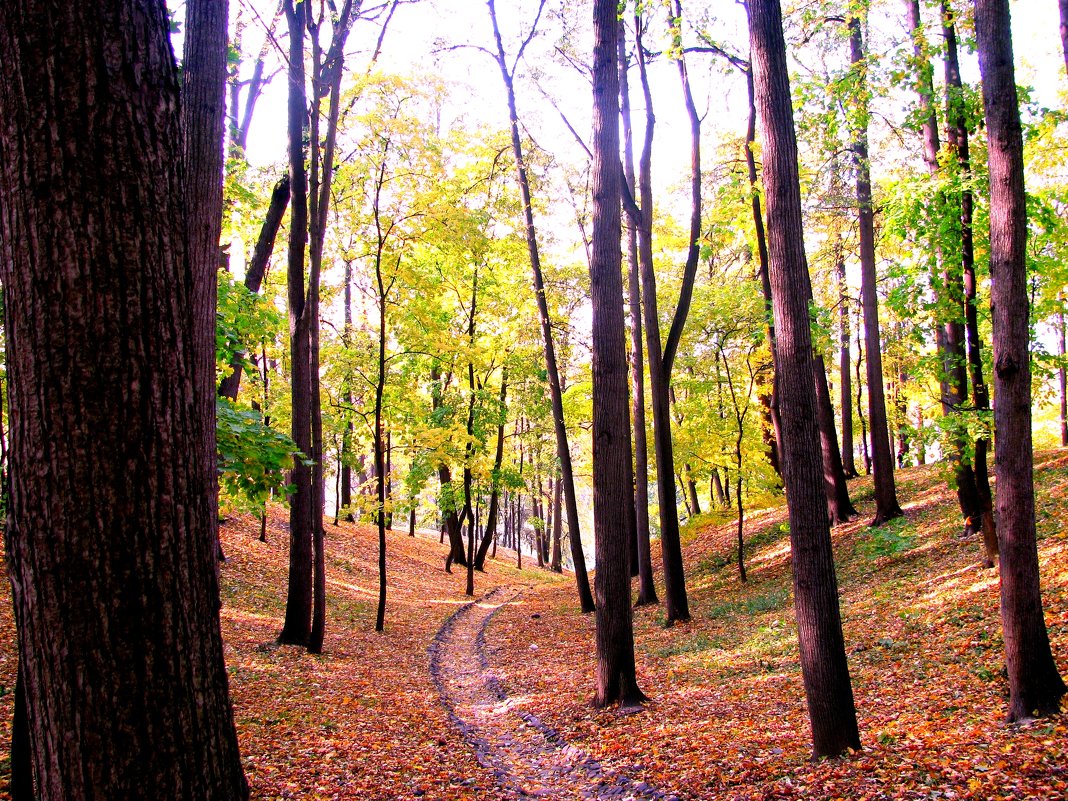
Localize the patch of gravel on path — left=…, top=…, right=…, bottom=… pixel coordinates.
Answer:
left=429, top=586, right=679, bottom=801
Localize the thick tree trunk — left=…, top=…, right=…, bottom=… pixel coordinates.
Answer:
left=619, top=18, right=659, bottom=607
left=591, top=0, right=645, bottom=708
left=748, top=0, right=861, bottom=758
left=814, top=354, right=858, bottom=524
left=0, top=2, right=248, bottom=794
left=944, top=2, right=997, bottom=565
left=488, top=0, right=594, bottom=613
left=849, top=13, right=902, bottom=526
left=9, top=658, right=31, bottom=800
left=974, top=0, right=1066, bottom=722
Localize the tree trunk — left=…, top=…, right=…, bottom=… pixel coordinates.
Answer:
left=488, top=0, right=594, bottom=613
left=1060, top=310, right=1068, bottom=447
left=1061, top=0, right=1068, bottom=75
left=836, top=248, right=857, bottom=478
left=619, top=18, right=659, bottom=606
left=551, top=471, right=563, bottom=572
left=974, top=0, right=1067, bottom=722
left=633, top=7, right=690, bottom=624
left=475, top=373, right=508, bottom=569
left=748, top=0, right=861, bottom=758
left=0, top=2, right=248, bottom=794
left=340, top=259, right=355, bottom=520
left=738, top=63, right=785, bottom=477
left=849, top=12, right=902, bottom=526
left=217, top=175, right=290, bottom=401
left=905, top=0, right=987, bottom=553
left=814, top=353, right=858, bottom=523
left=944, top=2, right=997, bottom=565
left=591, top=0, right=645, bottom=708
left=183, top=0, right=228, bottom=567
left=9, top=658, right=31, bottom=800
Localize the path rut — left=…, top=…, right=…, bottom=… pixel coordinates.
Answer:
left=429, top=586, right=678, bottom=800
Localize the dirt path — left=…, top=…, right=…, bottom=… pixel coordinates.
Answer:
left=429, top=586, right=677, bottom=800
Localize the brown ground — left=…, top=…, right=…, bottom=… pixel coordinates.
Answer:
left=1, top=454, right=1066, bottom=799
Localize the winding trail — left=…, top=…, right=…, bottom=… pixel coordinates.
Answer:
left=429, top=586, right=678, bottom=800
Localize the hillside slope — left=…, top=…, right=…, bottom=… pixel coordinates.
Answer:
left=486, top=453, right=1068, bottom=800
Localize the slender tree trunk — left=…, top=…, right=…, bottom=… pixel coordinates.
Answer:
left=619, top=18, right=659, bottom=606
left=944, top=2, right=997, bottom=565
left=744, top=64, right=783, bottom=476
left=551, top=471, right=563, bottom=572
left=340, top=259, right=354, bottom=520
left=907, top=0, right=986, bottom=551
left=1061, top=0, right=1068, bottom=75
left=432, top=363, right=468, bottom=566
left=279, top=0, right=314, bottom=647
left=488, top=0, right=594, bottom=613
left=974, top=0, right=1066, bottom=722
left=814, top=353, right=858, bottom=523
left=0, top=2, right=248, bottom=793
left=1060, top=310, right=1068, bottom=447
left=217, top=175, right=290, bottom=401
left=748, top=0, right=861, bottom=757
left=836, top=248, right=858, bottom=477
left=591, top=0, right=645, bottom=707
left=849, top=12, right=902, bottom=525
left=633, top=8, right=690, bottom=623
left=855, top=315, right=872, bottom=474
left=475, top=373, right=508, bottom=569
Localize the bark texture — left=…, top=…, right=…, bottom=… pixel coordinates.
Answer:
left=591, top=0, right=645, bottom=708
left=849, top=13, right=902, bottom=526
left=488, top=0, right=594, bottom=613
left=0, top=1, right=247, bottom=796
left=974, top=0, right=1066, bottom=722
left=748, top=0, right=861, bottom=758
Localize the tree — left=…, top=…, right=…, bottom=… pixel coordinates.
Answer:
left=973, top=0, right=1066, bottom=722
left=590, top=0, right=645, bottom=709
left=747, top=0, right=861, bottom=758
left=486, top=0, right=594, bottom=613
left=848, top=6, right=902, bottom=526
left=618, top=16, right=658, bottom=607
left=0, top=0, right=247, bottom=796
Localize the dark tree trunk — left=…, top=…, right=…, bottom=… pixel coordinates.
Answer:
left=849, top=13, right=902, bottom=526
left=217, top=175, right=290, bottom=402
left=551, top=472, right=563, bottom=572
left=591, top=0, right=645, bottom=708
left=0, top=2, right=248, bottom=794
left=814, top=353, right=858, bottom=524
left=855, top=315, right=872, bottom=474
left=748, top=0, right=861, bottom=758
left=974, top=0, right=1066, bottom=722
left=633, top=8, right=690, bottom=624
left=340, top=259, right=355, bottom=521
left=1061, top=0, right=1068, bottom=75
left=183, top=0, right=228, bottom=562
left=744, top=64, right=783, bottom=477
left=619, top=18, right=659, bottom=606
left=944, top=2, right=997, bottom=565
left=279, top=0, right=314, bottom=647
left=836, top=249, right=858, bottom=478
left=1060, top=310, right=1068, bottom=447
left=488, top=0, right=594, bottom=613
left=475, top=374, right=508, bottom=570
left=906, top=0, right=986, bottom=553
left=9, top=658, right=31, bottom=800
left=711, top=469, right=726, bottom=507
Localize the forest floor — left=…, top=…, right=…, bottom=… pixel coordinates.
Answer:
left=0, top=453, right=1065, bottom=799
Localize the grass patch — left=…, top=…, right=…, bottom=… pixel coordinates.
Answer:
left=652, top=633, right=719, bottom=659
left=707, top=586, right=790, bottom=619
left=858, top=517, right=917, bottom=559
